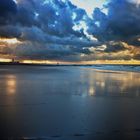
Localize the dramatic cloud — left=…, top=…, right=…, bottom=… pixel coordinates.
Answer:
left=91, top=0, right=140, bottom=41
left=0, top=0, right=100, bottom=61
left=85, top=0, right=140, bottom=60
left=0, top=0, right=17, bottom=24
left=0, top=0, right=140, bottom=61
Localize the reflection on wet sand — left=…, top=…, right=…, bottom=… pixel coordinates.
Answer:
left=81, top=68, right=140, bottom=97
left=0, top=66, right=139, bottom=99
left=0, top=66, right=139, bottom=98
left=6, top=75, right=17, bottom=95
left=0, top=66, right=140, bottom=139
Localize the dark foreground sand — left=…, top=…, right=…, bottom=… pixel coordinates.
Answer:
left=0, top=65, right=140, bottom=140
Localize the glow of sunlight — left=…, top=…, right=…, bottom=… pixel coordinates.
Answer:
left=0, top=38, right=21, bottom=45
left=0, top=58, right=12, bottom=62
left=22, top=60, right=56, bottom=64
left=0, top=58, right=140, bottom=65
left=82, top=59, right=140, bottom=65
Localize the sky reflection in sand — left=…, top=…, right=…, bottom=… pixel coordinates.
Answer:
left=0, top=66, right=139, bottom=98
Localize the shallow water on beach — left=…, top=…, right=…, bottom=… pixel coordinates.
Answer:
left=0, top=65, right=140, bottom=140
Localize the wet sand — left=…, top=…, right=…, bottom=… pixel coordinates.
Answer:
left=0, top=65, right=140, bottom=140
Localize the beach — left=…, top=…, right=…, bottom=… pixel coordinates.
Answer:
left=0, top=65, right=140, bottom=140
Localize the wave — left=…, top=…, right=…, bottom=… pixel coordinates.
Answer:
left=83, top=65, right=140, bottom=73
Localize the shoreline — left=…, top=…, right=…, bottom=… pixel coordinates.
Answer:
left=0, top=62, right=140, bottom=73
left=0, top=62, right=140, bottom=66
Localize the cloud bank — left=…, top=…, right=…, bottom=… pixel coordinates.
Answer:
left=0, top=0, right=140, bottom=61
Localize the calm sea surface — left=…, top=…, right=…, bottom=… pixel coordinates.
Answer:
left=0, top=65, right=140, bottom=140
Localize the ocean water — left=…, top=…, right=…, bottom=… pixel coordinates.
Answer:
left=0, top=65, right=140, bottom=140
left=87, top=65, right=140, bottom=72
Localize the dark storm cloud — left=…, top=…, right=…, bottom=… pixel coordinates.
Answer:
left=83, top=0, right=140, bottom=60
left=127, top=36, right=140, bottom=46
left=0, top=0, right=17, bottom=24
left=14, top=0, right=86, bottom=37
left=19, top=26, right=98, bottom=47
left=13, top=43, right=87, bottom=61
left=90, top=0, right=140, bottom=43
left=0, top=0, right=140, bottom=61
left=0, top=0, right=100, bottom=61
left=0, top=25, right=21, bottom=38
left=104, top=42, right=127, bottom=53
left=0, top=0, right=88, bottom=38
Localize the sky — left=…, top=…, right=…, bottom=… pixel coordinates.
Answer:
left=0, top=0, right=140, bottom=62
left=70, top=0, right=106, bottom=17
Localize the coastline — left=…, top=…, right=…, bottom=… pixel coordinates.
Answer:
left=0, top=62, right=140, bottom=73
